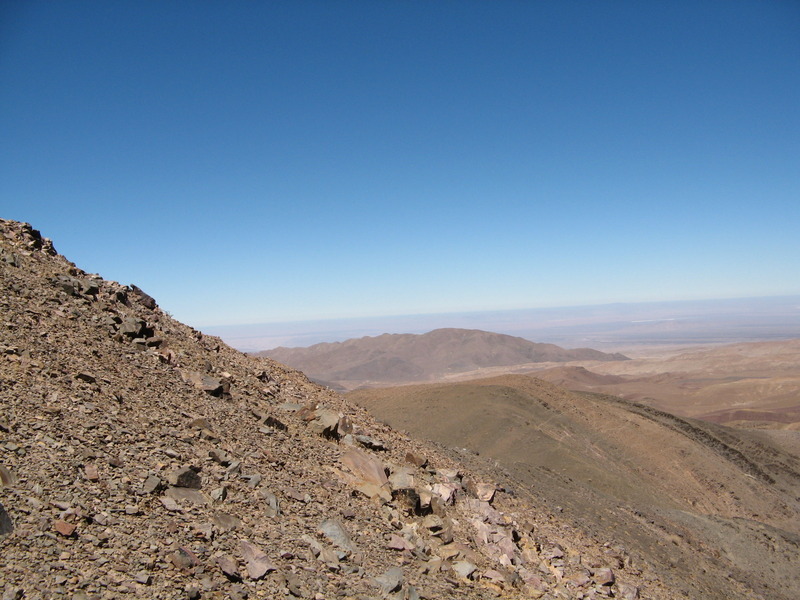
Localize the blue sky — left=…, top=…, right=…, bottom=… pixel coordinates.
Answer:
left=2, top=1, right=799, bottom=328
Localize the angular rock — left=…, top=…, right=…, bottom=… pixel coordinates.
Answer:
left=405, top=451, right=428, bottom=468
left=130, top=284, right=157, bottom=309
left=374, top=567, right=404, bottom=594
left=240, top=540, right=276, bottom=580
left=140, top=474, right=163, bottom=494
left=309, top=409, right=341, bottom=437
left=84, top=464, right=99, bottom=481
left=216, top=554, right=240, bottom=579
left=387, top=533, right=415, bottom=552
left=319, top=518, right=356, bottom=552
left=167, top=466, right=202, bottom=489
left=594, top=567, right=615, bottom=586
left=119, top=317, right=146, bottom=338
left=0, top=501, right=13, bottom=535
left=0, top=465, right=17, bottom=487
left=54, top=519, right=76, bottom=536
left=341, top=448, right=391, bottom=501
left=182, top=370, right=227, bottom=397
left=464, top=478, right=495, bottom=502
left=454, top=560, right=477, bottom=579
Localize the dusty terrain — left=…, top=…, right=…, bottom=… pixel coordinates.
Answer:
left=0, top=218, right=677, bottom=599
left=258, top=324, right=800, bottom=430
left=532, top=340, right=800, bottom=429
left=259, top=329, right=628, bottom=391
left=349, top=375, right=800, bottom=600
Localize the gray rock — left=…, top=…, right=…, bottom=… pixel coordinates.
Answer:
left=119, top=316, right=145, bottom=337
left=210, top=486, right=228, bottom=502
left=319, top=518, right=356, bottom=552
left=140, top=474, right=163, bottom=494
left=165, top=486, right=210, bottom=506
left=453, top=560, right=477, bottom=579
left=374, top=567, right=403, bottom=594
left=216, top=554, right=239, bottom=579
left=259, top=489, right=280, bottom=517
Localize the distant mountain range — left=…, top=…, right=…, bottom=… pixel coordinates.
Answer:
left=258, top=328, right=628, bottom=389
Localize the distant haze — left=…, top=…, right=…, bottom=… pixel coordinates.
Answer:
left=204, top=295, right=800, bottom=353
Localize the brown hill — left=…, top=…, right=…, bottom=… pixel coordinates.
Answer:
left=0, top=219, right=676, bottom=600
left=535, top=340, right=800, bottom=429
left=349, top=375, right=800, bottom=600
left=259, top=328, right=628, bottom=390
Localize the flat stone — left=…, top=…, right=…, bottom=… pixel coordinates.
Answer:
left=216, top=554, right=240, bottom=579
left=165, top=486, right=211, bottom=506
left=84, top=464, right=99, bottom=481
left=54, top=519, right=76, bottom=537
left=453, top=560, right=477, bottom=579
left=387, top=534, right=414, bottom=551
left=341, top=448, right=391, bottom=501
left=140, top=474, right=163, bottom=494
left=374, top=567, right=403, bottom=594
left=240, top=540, right=276, bottom=580
left=159, top=496, right=181, bottom=512
left=319, top=518, right=356, bottom=552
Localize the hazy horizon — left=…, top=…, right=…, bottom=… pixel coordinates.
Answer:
left=203, top=294, right=800, bottom=352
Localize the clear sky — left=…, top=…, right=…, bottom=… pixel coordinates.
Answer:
left=2, top=1, right=799, bottom=328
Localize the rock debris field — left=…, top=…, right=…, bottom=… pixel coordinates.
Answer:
left=1, top=219, right=672, bottom=599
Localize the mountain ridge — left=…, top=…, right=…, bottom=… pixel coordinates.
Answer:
left=259, top=328, right=628, bottom=390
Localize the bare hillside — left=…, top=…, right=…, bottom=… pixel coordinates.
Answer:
left=0, top=219, right=677, bottom=600
left=350, top=375, right=800, bottom=600
left=535, top=339, right=800, bottom=429
left=259, top=328, right=628, bottom=390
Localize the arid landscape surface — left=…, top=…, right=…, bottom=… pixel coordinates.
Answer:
left=349, top=375, right=800, bottom=600
left=260, top=328, right=800, bottom=430
left=2, top=218, right=799, bottom=600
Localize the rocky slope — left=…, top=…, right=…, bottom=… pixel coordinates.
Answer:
left=350, top=375, right=800, bottom=600
left=259, top=329, right=628, bottom=391
left=0, top=218, right=664, bottom=600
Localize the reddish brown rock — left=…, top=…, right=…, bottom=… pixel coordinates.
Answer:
left=54, top=520, right=76, bottom=537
